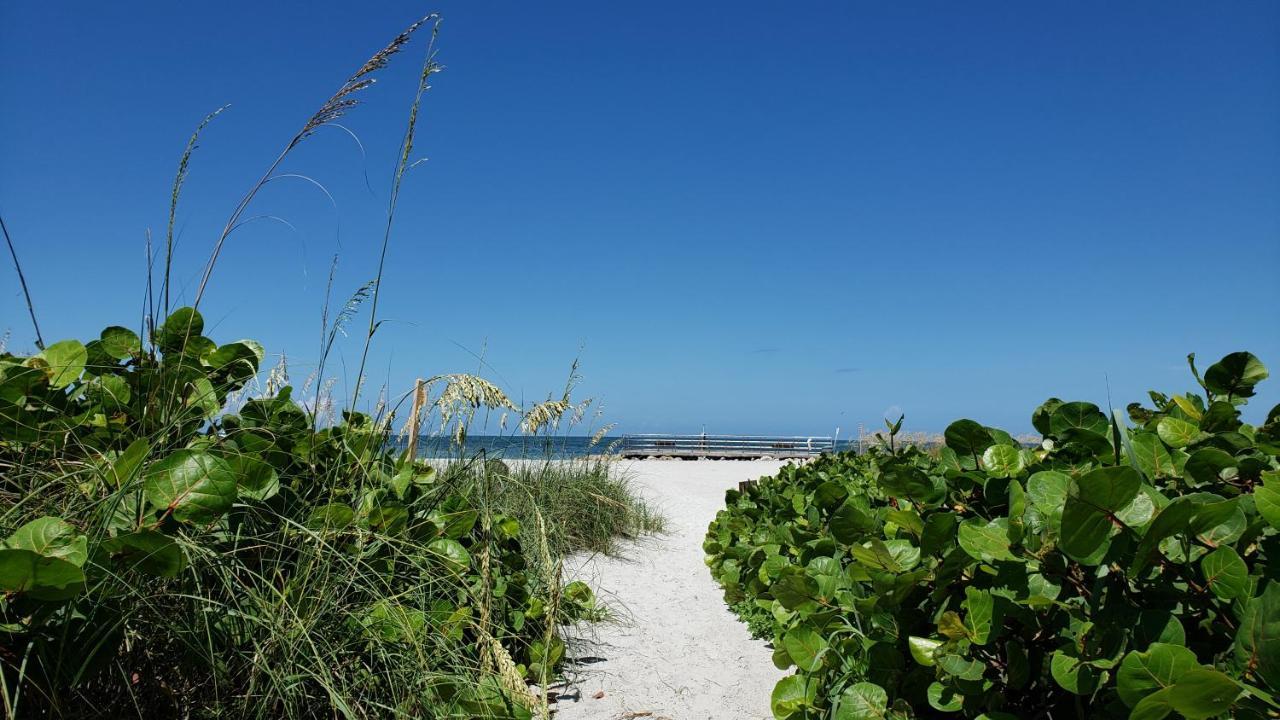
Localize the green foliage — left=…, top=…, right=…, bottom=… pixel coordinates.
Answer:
left=0, top=315, right=604, bottom=718
left=706, top=351, right=1280, bottom=719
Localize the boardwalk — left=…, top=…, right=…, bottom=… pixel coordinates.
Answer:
left=619, top=433, right=833, bottom=459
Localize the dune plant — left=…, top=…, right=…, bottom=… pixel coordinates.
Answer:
left=0, top=311, right=608, bottom=718
left=0, top=13, right=656, bottom=719
left=706, top=352, right=1280, bottom=719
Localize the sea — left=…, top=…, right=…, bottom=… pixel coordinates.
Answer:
left=391, top=435, right=868, bottom=459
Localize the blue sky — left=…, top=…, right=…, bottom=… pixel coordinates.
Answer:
left=2, top=1, right=1278, bottom=435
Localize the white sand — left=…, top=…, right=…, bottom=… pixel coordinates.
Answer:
left=554, top=459, right=787, bottom=720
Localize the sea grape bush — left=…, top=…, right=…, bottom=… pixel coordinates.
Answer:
left=0, top=308, right=593, bottom=717
left=705, top=352, right=1280, bottom=719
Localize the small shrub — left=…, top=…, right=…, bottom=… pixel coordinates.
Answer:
left=706, top=351, right=1280, bottom=718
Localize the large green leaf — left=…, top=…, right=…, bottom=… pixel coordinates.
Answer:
left=908, top=636, right=943, bottom=667
left=1157, top=417, right=1201, bottom=449
left=1202, top=546, right=1248, bottom=600
left=1254, top=477, right=1280, bottom=530
left=1166, top=667, right=1239, bottom=719
left=40, top=339, right=87, bottom=388
left=225, top=453, right=280, bottom=501
left=1027, top=470, right=1071, bottom=529
left=1116, top=643, right=1198, bottom=707
left=830, top=499, right=876, bottom=544
left=156, top=307, right=205, bottom=354
left=1060, top=466, right=1141, bottom=562
left=102, top=531, right=187, bottom=577
left=957, top=517, right=1016, bottom=562
left=4, top=516, right=88, bottom=567
left=783, top=626, right=827, bottom=672
left=0, top=548, right=84, bottom=596
left=982, top=444, right=1024, bottom=478
left=142, top=449, right=236, bottom=524
left=1132, top=497, right=1200, bottom=575
left=1060, top=497, right=1113, bottom=562
left=963, top=586, right=996, bottom=645
left=1204, top=351, right=1268, bottom=400
left=427, top=538, right=470, bottom=573
left=99, top=326, right=141, bottom=360
left=1049, top=401, right=1108, bottom=436
left=944, top=419, right=994, bottom=458
left=1235, top=580, right=1280, bottom=691
left=1075, top=465, right=1142, bottom=511
left=834, top=682, right=888, bottom=720
left=771, top=675, right=816, bottom=718
left=1185, top=447, right=1237, bottom=485
left=1129, top=431, right=1175, bottom=480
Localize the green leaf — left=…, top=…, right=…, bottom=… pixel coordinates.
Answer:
left=1116, top=643, right=1198, bottom=707
left=908, top=636, right=942, bottom=667
left=983, top=444, right=1024, bottom=478
left=964, top=586, right=996, bottom=645
left=1204, top=351, right=1268, bottom=399
left=426, top=538, right=470, bottom=573
left=944, top=419, right=994, bottom=458
left=1051, top=646, right=1100, bottom=695
left=927, top=682, right=964, bottom=712
left=142, top=449, right=237, bottom=524
left=40, top=339, right=87, bottom=388
left=783, top=626, right=827, bottom=672
left=1167, top=667, right=1240, bottom=719
left=1202, top=547, right=1248, bottom=600
left=1060, top=468, right=1141, bottom=562
left=830, top=499, right=876, bottom=544
left=1235, top=580, right=1280, bottom=691
left=1060, top=497, right=1114, bottom=562
left=772, top=675, right=816, bottom=718
left=4, top=516, right=87, bottom=567
left=226, top=453, right=280, bottom=501
left=1132, top=497, right=1200, bottom=575
left=834, top=682, right=888, bottom=720
left=102, top=530, right=187, bottom=577
left=1131, top=688, right=1175, bottom=720
left=1049, top=401, right=1109, bottom=436
left=885, top=508, right=924, bottom=537
left=772, top=567, right=818, bottom=611
left=156, top=307, right=204, bottom=354
left=1075, top=465, right=1142, bottom=512
left=1130, top=431, right=1176, bottom=480
left=1027, top=470, right=1071, bottom=529
left=1185, top=447, right=1238, bottom=485
left=939, top=653, right=985, bottom=681
left=1254, top=477, right=1280, bottom=530
left=1157, top=416, right=1201, bottom=448
left=99, top=326, right=141, bottom=360
left=306, top=503, right=355, bottom=531
left=0, top=549, right=84, bottom=596
left=957, top=517, right=1016, bottom=562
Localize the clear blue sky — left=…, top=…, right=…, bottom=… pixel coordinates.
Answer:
left=2, top=2, right=1278, bottom=435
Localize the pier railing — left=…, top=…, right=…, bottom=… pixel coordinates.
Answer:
left=619, top=434, right=834, bottom=459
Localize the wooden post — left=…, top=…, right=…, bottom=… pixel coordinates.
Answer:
left=406, top=378, right=426, bottom=462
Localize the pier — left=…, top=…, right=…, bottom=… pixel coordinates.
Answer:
left=619, top=433, right=835, bottom=460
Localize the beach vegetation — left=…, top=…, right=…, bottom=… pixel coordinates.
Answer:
left=706, top=351, right=1279, bottom=719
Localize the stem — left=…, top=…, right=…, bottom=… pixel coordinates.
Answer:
left=0, top=212, right=45, bottom=350
left=351, top=19, right=442, bottom=407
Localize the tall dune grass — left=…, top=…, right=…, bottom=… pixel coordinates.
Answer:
left=0, top=14, right=660, bottom=720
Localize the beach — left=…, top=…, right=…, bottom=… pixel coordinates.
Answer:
left=554, top=459, right=787, bottom=720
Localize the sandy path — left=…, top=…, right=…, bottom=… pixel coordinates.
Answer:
left=554, top=459, right=786, bottom=720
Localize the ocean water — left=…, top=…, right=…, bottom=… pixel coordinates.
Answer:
left=391, top=435, right=868, bottom=459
